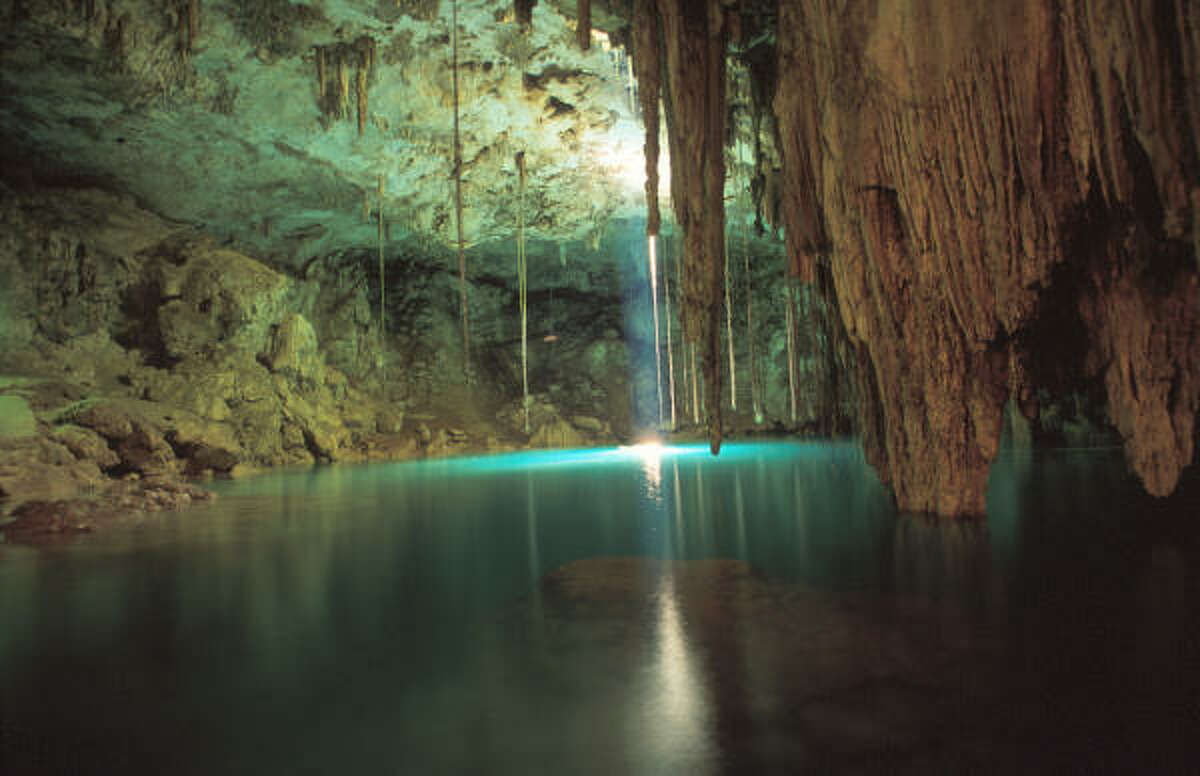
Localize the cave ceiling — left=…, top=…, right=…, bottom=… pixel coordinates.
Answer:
left=0, top=0, right=674, bottom=267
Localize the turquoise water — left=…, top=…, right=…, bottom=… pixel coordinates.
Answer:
left=1, top=442, right=1197, bottom=773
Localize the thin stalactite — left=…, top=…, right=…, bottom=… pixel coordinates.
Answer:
left=187, top=0, right=198, bottom=53
left=517, top=151, right=529, bottom=433
left=577, top=0, right=591, bottom=51
left=632, top=0, right=661, bottom=237
left=316, top=47, right=327, bottom=102
left=452, top=0, right=470, bottom=378
left=356, top=67, right=368, bottom=135
left=377, top=176, right=385, bottom=357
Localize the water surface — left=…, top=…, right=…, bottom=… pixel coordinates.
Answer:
left=1, top=442, right=1197, bottom=773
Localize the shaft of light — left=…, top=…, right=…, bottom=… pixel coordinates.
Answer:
left=663, top=233, right=677, bottom=430
left=724, top=226, right=736, bottom=411
left=650, top=233, right=664, bottom=426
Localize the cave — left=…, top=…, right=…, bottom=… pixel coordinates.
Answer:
left=1, top=0, right=1198, bottom=772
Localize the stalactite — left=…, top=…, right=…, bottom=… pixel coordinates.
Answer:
left=785, top=276, right=798, bottom=424
left=356, top=68, right=368, bottom=135
left=515, top=0, right=535, bottom=28
left=187, top=0, right=198, bottom=53
left=452, top=0, right=470, bottom=377
left=577, top=0, right=591, bottom=51
left=517, top=151, right=530, bottom=433
left=655, top=0, right=730, bottom=453
left=377, top=176, right=385, bottom=354
left=743, top=37, right=776, bottom=235
left=315, top=38, right=375, bottom=129
left=632, top=0, right=661, bottom=237
left=357, top=40, right=373, bottom=136
left=316, top=47, right=327, bottom=102
left=743, top=225, right=761, bottom=422
left=337, top=59, right=349, bottom=119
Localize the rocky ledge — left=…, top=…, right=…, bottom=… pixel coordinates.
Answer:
left=0, top=184, right=618, bottom=544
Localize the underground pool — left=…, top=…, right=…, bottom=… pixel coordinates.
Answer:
left=1, top=441, right=1198, bottom=774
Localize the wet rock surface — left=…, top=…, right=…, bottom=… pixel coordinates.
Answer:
left=773, top=0, right=1200, bottom=513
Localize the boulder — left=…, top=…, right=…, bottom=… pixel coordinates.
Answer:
left=155, top=248, right=289, bottom=359
left=0, top=436, right=106, bottom=514
left=165, top=416, right=242, bottom=474
left=54, top=398, right=242, bottom=474
left=115, top=423, right=176, bottom=475
left=56, top=398, right=135, bottom=439
left=54, top=424, right=120, bottom=469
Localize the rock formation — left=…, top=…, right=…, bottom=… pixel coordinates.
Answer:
left=773, top=0, right=1200, bottom=513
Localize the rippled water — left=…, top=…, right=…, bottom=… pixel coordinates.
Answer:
left=1, top=442, right=1197, bottom=773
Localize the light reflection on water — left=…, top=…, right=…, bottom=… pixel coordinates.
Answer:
left=0, top=442, right=1196, bottom=773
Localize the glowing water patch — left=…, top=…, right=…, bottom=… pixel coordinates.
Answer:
left=362, top=442, right=849, bottom=484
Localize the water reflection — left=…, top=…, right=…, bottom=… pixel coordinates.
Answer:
left=0, top=443, right=1196, bottom=772
left=643, top=571, right=711, bottom=766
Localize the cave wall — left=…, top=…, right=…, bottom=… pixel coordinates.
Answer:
left=774, top=0, right=1200, bottom=514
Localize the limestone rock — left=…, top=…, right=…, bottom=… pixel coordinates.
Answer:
left=0, top=395, right=37, bottom=439
left=0, top=436, right=106, bottom=515
left=531, top=417, right=589, bottom=449
left=54, top=397, right=242, bottom=475
left=155, top=247, right=290, bottom=359
left=268, top=313, right=321, bottom=382
left=115, top=424, right=176, bottom=475
left=165, top=416, right=243, bottom=474
left=375, top=408, right=405, bottom=435
left=774, top=0, right=1200, bottom=513
left=53, top=424, right=120, bottom=470
left=56, top=399, right=136, bottom=440
left=500, top=396, right=606, bottom=449
left=138, top=367, right=235, bottom=421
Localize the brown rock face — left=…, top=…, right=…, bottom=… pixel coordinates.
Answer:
left=774, top=0, right=1200, bottom=513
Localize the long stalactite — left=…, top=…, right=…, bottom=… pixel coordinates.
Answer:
left=632, top=0, right=661, bottom=237
left=648, top=0, right=730, bottom=454
left=452, top=0, right=470, bottom=378
left=577, top=0, right=591, bottom=51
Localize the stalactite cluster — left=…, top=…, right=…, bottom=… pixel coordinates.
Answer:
left=773, top=0, right=1200, bottom=513
left=314, top=36, right=376, bottom=134
left=634, top=0, right=731, bottom=454
left=632, top=0, right=660, bottom=237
